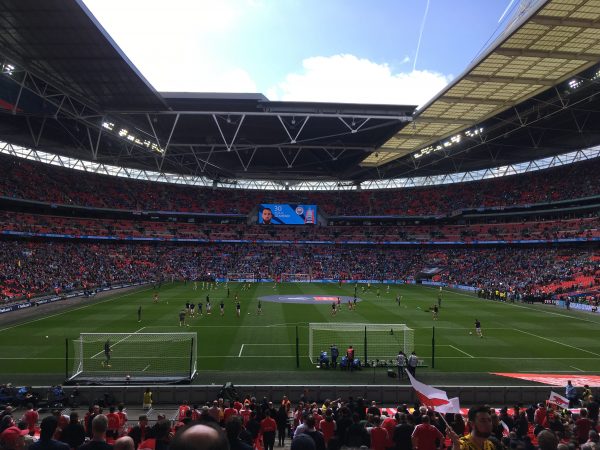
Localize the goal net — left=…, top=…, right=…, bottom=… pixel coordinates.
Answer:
left=226, top=273, right=256, bottom=282
left=308, top=323, right=414, bottom=365
left=281, top=273, right=311, bottom=282
left=68, top=332, right=197, bottom=384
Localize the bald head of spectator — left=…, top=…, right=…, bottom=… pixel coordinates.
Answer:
left=114, top=436, right=135, bottom=450
left=170, top=422, right=229, bottom=450
left=92, top=414, right=108, bottom=440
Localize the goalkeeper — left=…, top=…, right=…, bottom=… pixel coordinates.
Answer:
left=102, top=340, right=111, bottom=367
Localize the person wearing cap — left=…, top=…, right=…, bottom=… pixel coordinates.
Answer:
left=0, top=426, right=29, bottom=450
left=30, top=416, right=70, bottom=450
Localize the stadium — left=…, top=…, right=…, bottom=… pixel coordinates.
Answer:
left=0, top=0, right=600, bottom=447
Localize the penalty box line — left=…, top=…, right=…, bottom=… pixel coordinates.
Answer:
left=238, top=343, right=309, bottom=357
left=89, top=327, right=146, bottom=359
left=413, top=343, right=474, bottom=358
left=514, top=328, right=600, bottom=357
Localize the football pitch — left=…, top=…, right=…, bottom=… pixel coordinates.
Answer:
left=0, top=282, right=599, bottom=386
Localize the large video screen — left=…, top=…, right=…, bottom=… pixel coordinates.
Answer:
left=258, top=204, right=317, bottom=225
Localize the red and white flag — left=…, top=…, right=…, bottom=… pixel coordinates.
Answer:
left=500, top=420, right=510, bottom=437
left=436, top=397, right=461, bottom=414
left=407, top=372, right=450, bottom=408
left=548, top=391, right=569, bottom=409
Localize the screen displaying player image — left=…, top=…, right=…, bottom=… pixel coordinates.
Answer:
left=261, top=207, right=273, bottom=224
left=257, top=204, right=317, bottom=225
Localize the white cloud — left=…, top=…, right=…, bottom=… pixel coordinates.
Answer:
left=266, top=54, right=452, bottom=107
left=84, top=0, right=257, bottom=93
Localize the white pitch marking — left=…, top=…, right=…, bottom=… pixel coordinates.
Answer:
left=1, top=356, right=598, bottom=361
left=90, top=327, right=146, bottom=359
left=570, top=365, right=584, bottom=372
left=238, top=344, right=244, bottom=357
left=142, top=364, right=151, bottom=372
left=449, top=345, right=474, bottom=358
left=514, top=328, right=600, bottom=357
left=0, top=286, right=153, bottom=333
left=422, top=285, right=600, bottom=325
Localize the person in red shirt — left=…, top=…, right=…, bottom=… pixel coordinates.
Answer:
left=191, top=405, right=200, bottom=422
left=346, top=346, right=355, bottom=371
left=319, top=409, right=336, bottom=447
left=381, top=413, right=398, bottom=448
left=312, top=409, right=323, bottom=431
left=368, top=416, right=390, bottom=450
left=223, top=401, right=238, bottom=422
left=575, top=408, right=593, bottom=444
left=533, top=403, right=547, bottom=428
left=107, top=406, right=121, bottom=440
left=117, top=404, right=128, bottom=436
left=22, top=403, right=39, bottom=436
left=411, top=415, right=444, bottom=450
left=239, top=404, right=252, bottom=427
left=260, top=410, right=277, bottom=450
left=138, top=420, right=171, bottom=450
left=178, top=401, right=191, bottom=423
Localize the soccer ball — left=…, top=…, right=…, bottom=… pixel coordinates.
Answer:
left=45, top=335, right=49, bottom=339
left=469, top=331, right=473, bottom=335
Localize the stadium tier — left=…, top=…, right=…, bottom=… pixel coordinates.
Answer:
left=1, top=153, right=600, bottom=216
left=0, top=241, right=598, bottom=303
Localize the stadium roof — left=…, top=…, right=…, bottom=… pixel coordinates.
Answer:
left=0, top=0, right=599, bottom=183
left=365, top=0, right=600, bottom=175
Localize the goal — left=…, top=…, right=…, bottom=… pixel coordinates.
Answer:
left=308, top=323, right=414, bottom=365
left=67, top=332, right=197, bottom=384
left=226, top=273, right=256, bottom=282
left=281, top=273, right=311, bottom=282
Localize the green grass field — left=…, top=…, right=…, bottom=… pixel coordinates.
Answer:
left=1, top=282, right=599, bottom=385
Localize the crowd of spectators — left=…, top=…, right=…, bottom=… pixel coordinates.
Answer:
left=1, top=388, right=600, bottom=450
left=1, top=212, right=598, bottom=243
left=1, top=154, right=599, bottom=217
left=0, top=240, right=597, bottom=304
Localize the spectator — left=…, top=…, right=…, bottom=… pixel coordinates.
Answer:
left=60, top=412, right=86, bottom=450
left=170, top=422, right=229, bottom=450
left=78, top=414, right=112, bottom=450
left=30, top=416, right=70, bottom=450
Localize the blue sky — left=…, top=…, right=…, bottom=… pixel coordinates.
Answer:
left=82, top=0, right=520, bottom=107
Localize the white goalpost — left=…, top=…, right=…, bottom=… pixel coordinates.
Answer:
left=68, top=332, right=197, bottom=384
left=281, top=273, right=311, bottom=282
left=226, top=273, right=256, bottom=282
left=308, top=323, right=414, bottom=365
